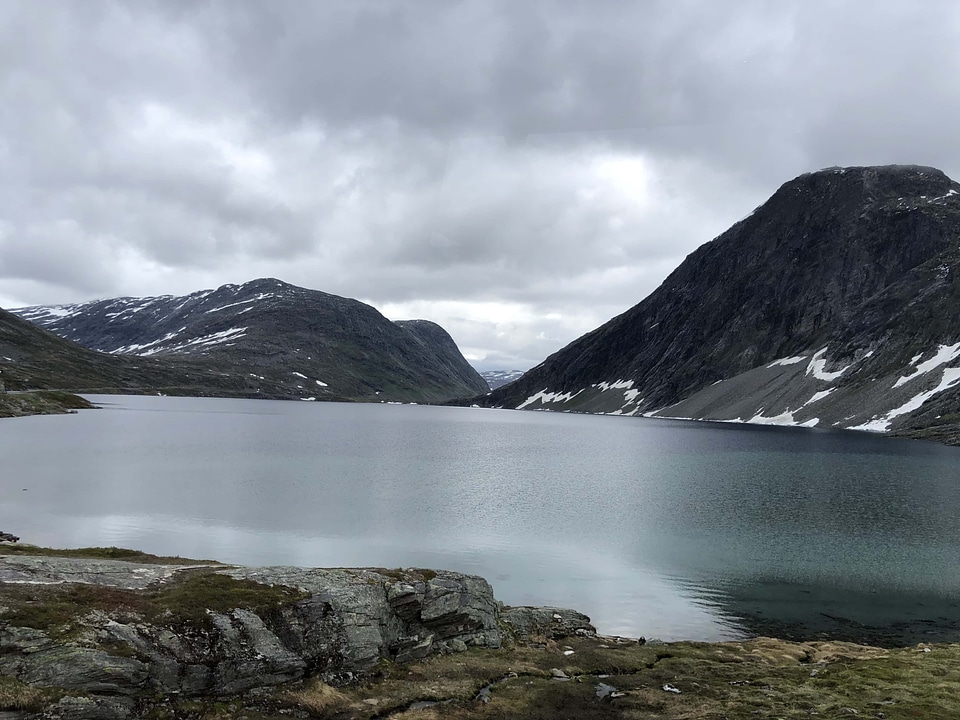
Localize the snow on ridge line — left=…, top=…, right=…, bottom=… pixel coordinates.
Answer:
left=852, top=366, right=960, bottom=433
left=767, top=355, right=807, bottom=368
left=806, top=347, right=851, bottom=381
left=893, top=342, right=960, bottom=388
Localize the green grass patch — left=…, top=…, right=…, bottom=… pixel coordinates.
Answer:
left=373, top=567, right=438, bottom=583
left=0, top=569, right=308, bottom=635
left=0, top=544, right=218, bottom=565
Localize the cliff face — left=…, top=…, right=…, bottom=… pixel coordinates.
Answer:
left=481, top=166, right=960, bottom=442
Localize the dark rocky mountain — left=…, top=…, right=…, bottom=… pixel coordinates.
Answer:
left=0, top=306, right=285, bottom=397
left=481, top=165, right=960, bottom=444
left=10, top=279, right=487, bottom=402
left=479, top=370, right=526, bottom=390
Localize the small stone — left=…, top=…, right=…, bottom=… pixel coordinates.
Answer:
left=550, top=668, right=569, bottom=680
left=362, top=698, right=380, bottom=706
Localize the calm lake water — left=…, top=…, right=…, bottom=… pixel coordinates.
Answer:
left=3, top=395, right=960, bottom=645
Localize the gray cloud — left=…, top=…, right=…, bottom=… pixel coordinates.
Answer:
left=2, top=1, right=960, bottom=369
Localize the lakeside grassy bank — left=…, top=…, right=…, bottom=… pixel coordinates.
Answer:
left=0, top=390, right=93, bottom=418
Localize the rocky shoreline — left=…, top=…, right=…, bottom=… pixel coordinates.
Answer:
left=1, top=545, right=957, bottom=719
left=0, top=391, right=94, bottom=419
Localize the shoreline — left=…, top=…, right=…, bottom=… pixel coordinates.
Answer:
left=5, top=388, right=960, bottom=451
left=2, top=544, right=959, bottom=718
left=0, top=390, right=94, bottom=419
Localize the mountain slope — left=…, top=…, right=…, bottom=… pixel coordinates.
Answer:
left=13, top=279, right=487, bottom=402
left=0, top=306, right=285, bottom=397
left=481, top=165, right=960, bottom=442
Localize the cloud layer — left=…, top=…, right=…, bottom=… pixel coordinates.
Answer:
left=3, top=1, right=959, bottom=368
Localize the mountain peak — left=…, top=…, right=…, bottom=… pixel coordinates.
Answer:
left=776, top=164, right=957, bottom=203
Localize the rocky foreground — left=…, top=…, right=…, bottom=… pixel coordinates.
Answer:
left=0, top=546, right=958, bottom=719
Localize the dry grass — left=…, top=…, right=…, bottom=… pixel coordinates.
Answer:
left=283, top=678, right=352, bottom=716
left=273, top=637, right=960, bottom=720
left=0, top=675, right=61, bottom=712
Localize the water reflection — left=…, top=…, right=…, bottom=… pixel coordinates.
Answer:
left=2, top=395, right=960, bottom=643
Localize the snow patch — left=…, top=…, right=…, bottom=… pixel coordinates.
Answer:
left=144, top=327, right=248, bottom=354
left=517, top=388, right=584, bottom=409
left=747, top=410, right=798, bottom=426
left=805, top=348, right=851, bottom=381
left=292, top=372, right=308, bottom=379
left=205, top=298, right=257, bottom=313
left=596, top=379, right=634, bottom=391
left=114, top=331, right=182, bottom=354
left=801, top=388, right=836, bottom=408
left=316, top=379, right=328, bottom=387
left=852, top=367, right=960, bottom=432
left=746, top=410, right=819, bottom=428
left=893, top=343, right=960, bottom=388
left=767, top=355, right=806, bottom=368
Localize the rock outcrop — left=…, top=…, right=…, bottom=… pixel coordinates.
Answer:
left=0, top=553, right=593, bottom=718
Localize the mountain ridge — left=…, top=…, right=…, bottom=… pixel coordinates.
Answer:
left=8, top=279, right=487, bottom=403
left=479, top=165, right=960, bottom=444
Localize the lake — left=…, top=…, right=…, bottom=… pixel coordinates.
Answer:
left=3, top=395, right=960, bottom=645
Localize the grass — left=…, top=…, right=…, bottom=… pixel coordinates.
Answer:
left=0, top=675, right=63, bottom=712
left=0, top=544, right=219, bottom=565
left=282, top=678, right=352, bottom=715
left=372, top=567, right=438, bottom=582
left=0, top=568, right=308, bottom=635
left=270, top=636, right=960, bottom=719
left=0, top=390, right=94, bottom=418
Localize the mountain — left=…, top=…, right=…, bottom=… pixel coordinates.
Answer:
left=10, top=279, right=488, bottom=403
left=0, top=305, right=281, bottom=397
left=480, top=370, right=526, bottom=390
left=481, top=165, right=960, bottom=444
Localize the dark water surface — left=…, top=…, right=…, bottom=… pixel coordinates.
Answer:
left=3, top=395, right=959, bottom=644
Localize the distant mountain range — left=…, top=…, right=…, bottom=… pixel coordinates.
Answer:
left=7, top=279, right=487, bottom=403
left=479, top=370, right=525, bottom=390
left=481, top=165, right=960, bottom=445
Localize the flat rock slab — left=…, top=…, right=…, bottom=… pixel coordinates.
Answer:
left=0, top=555, right=218, bottom=589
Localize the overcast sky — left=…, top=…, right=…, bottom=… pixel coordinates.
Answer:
left=2, top=1, right=959, bottom=370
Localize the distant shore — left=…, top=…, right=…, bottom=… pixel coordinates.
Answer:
left=0, top=390, right=94, bottom=419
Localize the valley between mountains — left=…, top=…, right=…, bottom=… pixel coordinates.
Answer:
left=5, top=165, right=960, bottom=446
